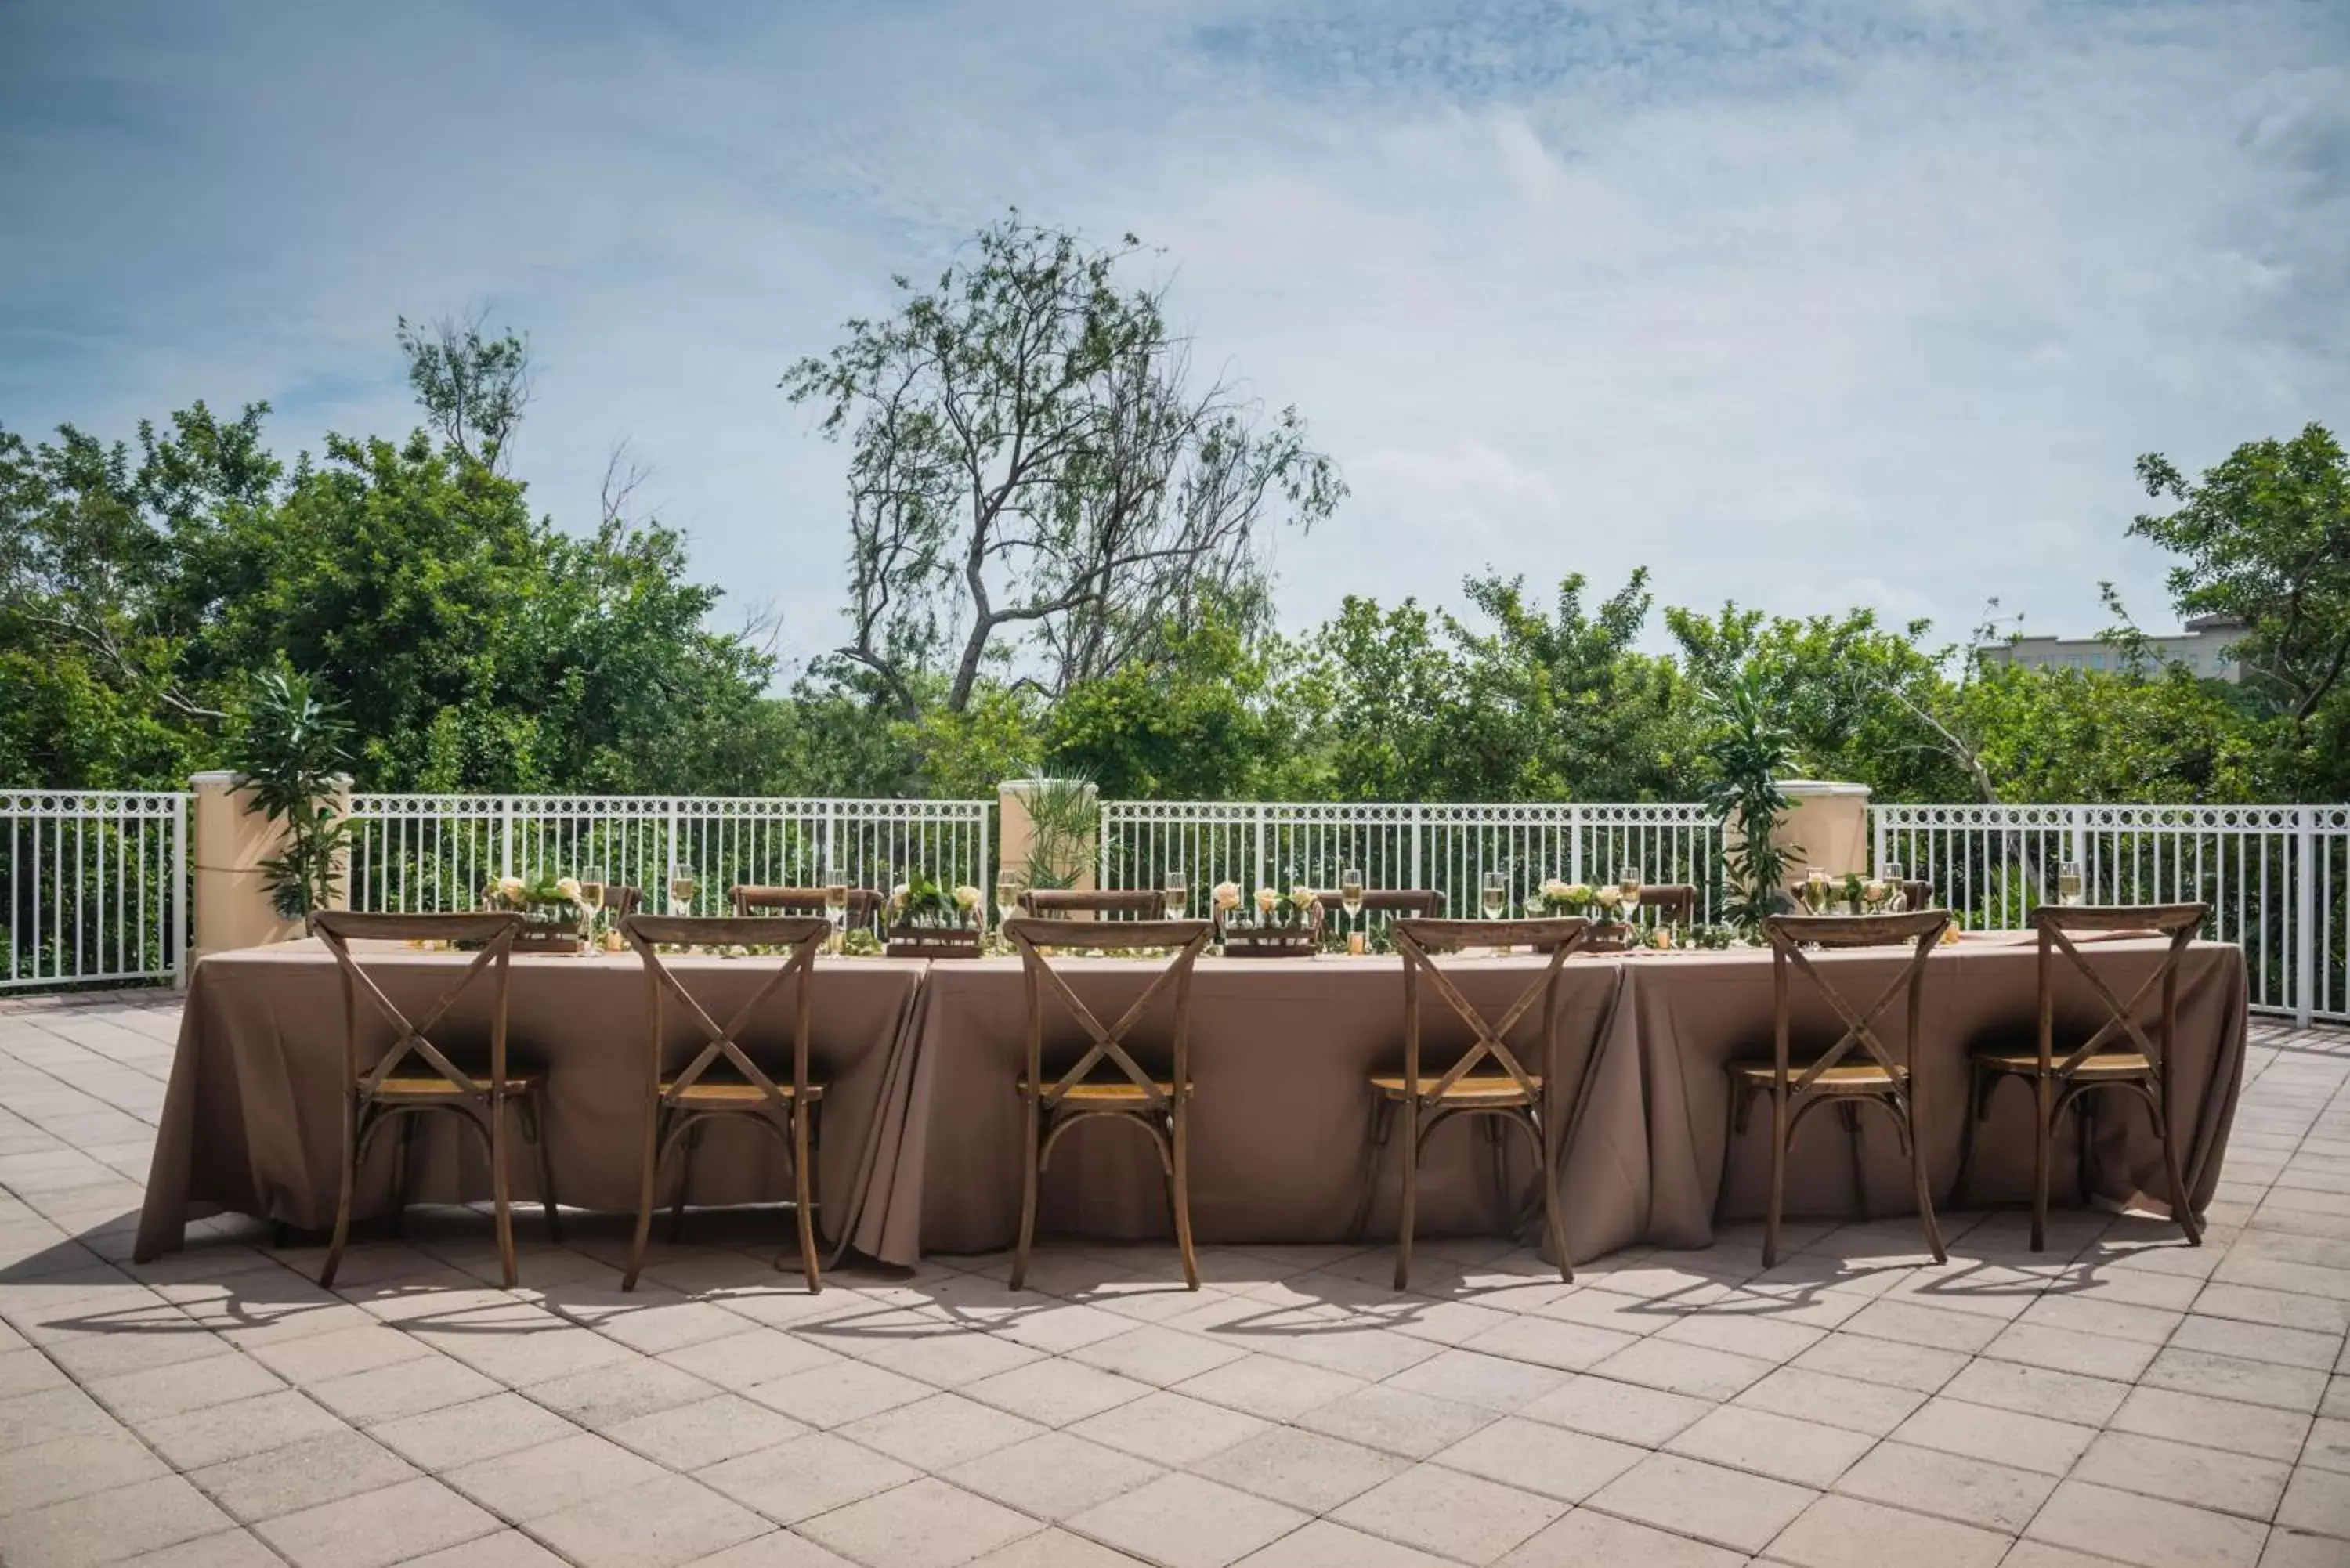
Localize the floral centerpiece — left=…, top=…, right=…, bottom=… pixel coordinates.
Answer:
left=1218, top=883, right=1322, bottom=958
left=1528, top=878, right=1632, bottom=945
left=480, top=872, right=588, bottom=952
left=884, top=869, right=984, bottom=959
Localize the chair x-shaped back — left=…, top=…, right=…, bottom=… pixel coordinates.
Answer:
left=1765, top=913, right=1947, bottom=1098
left=624, top=914, right=828, bottom=1113
left=1393, top=917, right=1590, bottom=1105
left=2034, top=903, right=2205, bottom=1078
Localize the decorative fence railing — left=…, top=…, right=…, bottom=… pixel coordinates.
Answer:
left=7, top=786, right=2345, bottom=1026
left=1875, top=804, right=2350, bottom=1024
left=346, top=795, right=991, bottom=917
left=1, top=790, right=188, bottom=992
left=1095, top=800, right=1723, bottom=927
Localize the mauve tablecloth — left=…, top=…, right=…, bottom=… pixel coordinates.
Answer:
left=134, top=941, right=926, bottom=1263
left=137, top=934, right=2246, bottom=1270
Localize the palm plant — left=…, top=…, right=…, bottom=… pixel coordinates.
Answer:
left=1699, top=670, right=1800, bottom=938
left=236, top=669, right=354, bottom=920
left=1018, top=771, right=1099, bottom=891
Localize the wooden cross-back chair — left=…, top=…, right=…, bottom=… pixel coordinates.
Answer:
left=308, top=910, right=555, bottom=1289
left=618, top=913, right=831, bottom=1292
left=1000, top=915, right=1214, bottom=1290
left=731, top=885, right=882, bottom=930
left=1725, top=910, right=1952, bottom=1267
left=1953, top=903, right=2207, bottom=1251
left=1898, top=880, right=1937, bottom=913
left=1016, top=888, right=1166, bottom=919
left=1367, top=916, right=1591, bottom=1288
left=1639, top=884, right=1698, bottom=926
left=1314, top=889, right=1444, bottom=919
left=605, top=885, right=642, bottom=919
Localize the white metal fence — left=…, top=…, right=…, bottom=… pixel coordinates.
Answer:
left=1, top=790, right=187, bottom=992
left=345, top=794, right=991, bottom=917
left=1097, top=800, right=1723, bottom=925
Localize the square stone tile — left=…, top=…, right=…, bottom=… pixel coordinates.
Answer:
left=580, top=1300, right=751, bottom=1355
left=1072, top=1389, right=1271, bottom=1465
left=660, top=1328, right=844, bottom=1386
left=2303, top=1416, right=2350, bottom=1473
left=1332, top=1462, right=1564, bottom=1563
left=1583, top=1451, right=1813, bottom=1554
left=701, top=1431, right=919, bottom=1525
left=1889, top=1394, right=2096, bottom=1476
left=373, top=1393, right=582, bottom=1472
left=2143, top=1346, right=2328, bottom=1413
left=1462, top=1315, right=1639, bottom=1372
left=0, top=1473, right=231, bottom=1568
left=1227, top=1519, right=1454, bottom=1566
left=964, top=1358, right=1155, bottom=1427
left=187, top=1426, right=418, bottom=1523
left=2016, top=1292, right=2183, bottom=1346
left=528, top=1472, right=773, bottom=1568
left=395, top=1530, right=573, bottom=1567
left=1495, top=1508, right=1743, bottom=1566
left=964, top=1529, right=1150, bottom=1566
left=2278, top=1465, right=2350, bottom=1539
left=797, top=1478, right=1041, bottom=1568
left=1731, top=1366, right=1926, bottom=1436
left=111, top=1528, right=287, bottom=1568
left=747, top=1360, right=935, bottom=1428
left=1517, top=1372, right=1711, bottom=1445
left=1789, top=1332, right=1967, bottom=1394
left=1192, top=1426, right=1408, bottom=1512
left=1171, top=1355, right=1365, bottom=1421
left=1936, top=1357, right=2130, bottom=1426
left=88, top=1353, right=287, bottom=1424
left=1586, top=1337, right=1772, bottom=1402
left=1654, top=1309, right=1825, bottom=1364
left=1432, top=1415, right=1645, bottom=1503
left=242, top=1324, right=436, bottom=1386
left=446, top=1431, right=668, bottom=1523
left=2196, top=1282, right=2350, bottom=1337
left=1070, top=1328, right=1249, bottom=1387
left=308, top=1353, right=504, bottom=1424
left=0, top=1429, right=172, bottom=1516
left=1294, top=1383, right=1498, bottom=1459
left=1665, top=1404, right=1873, bottom=1487
left=2073, top=1431, right=2290, bottom=1519
left=421, top=1309, right=639, bottom=1386
left=2171, top=1315, right=2344, bottom=1371
left=2260, top=1529, right=2350, bottom=1568
left=1764, top=1493, right=2008, bottom=1568
left=1072, top=1472, right=1311, bottom=1568
left=252, top=1476, right=499, bottom=1568
left=139, top=1389, right=349, bottom=1470
left=1387, top=1347, right=1573, bottom=1413
left=2026, top=1479, right=2267, bottom=1568
left=1832, top=1440, right=2051, bottom=1533
left=947, top=1430, right=1166, bottom=1521
left=1247, top=1321, right=1441, bottom=1381
left=607, top=1392, right=808, bottom=1470
left=521, top=1357, right=716, bottom=1430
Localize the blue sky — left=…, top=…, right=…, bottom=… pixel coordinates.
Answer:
left=3, top=0, right=2345, bottom=670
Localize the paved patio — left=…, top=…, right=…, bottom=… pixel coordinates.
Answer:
left=2, top=995, right=2347, bottom=1568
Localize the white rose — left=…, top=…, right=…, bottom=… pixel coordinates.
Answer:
left=1541, top=878, right=1570, bottom=899
left=1564, top=883, right=1592, bottom=905
left=1289, top=884, right=1314, bottom=907
left=1213, top=882, right=1241, bottom=910
left=1594, top=885, right=1623, bottom=910
left=555, top=876, right=583, bottom=903
left=498, top=876, right=526, bottom=902
left=1254, top=887, right=1278, bottom=913
left=953, top=884, right=982, bottom=909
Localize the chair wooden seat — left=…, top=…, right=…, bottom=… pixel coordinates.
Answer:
left=1018, top=1078, right=1177, bottom=1104
left=1372, top=1072, right=1542, bottom=1104
left=1973, top=1050, right=2152, bottom=1080
left=376, top=1071, right=544, bottom=1100
left=1729, top=1060, right=1906, bottom=1089
left=663, top=1078, right=826, bottom=1104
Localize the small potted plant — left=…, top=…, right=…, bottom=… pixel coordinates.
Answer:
left=884, top=870, right=985, bottom=959
left=1218, top=883, right=1324, bottom=958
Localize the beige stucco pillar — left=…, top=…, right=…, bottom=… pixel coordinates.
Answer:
left=189, top=771, right=352, bottom=963
left=1726, top=779, right=1874, bottom=898
left=996, top=778, right=1098, bottom=900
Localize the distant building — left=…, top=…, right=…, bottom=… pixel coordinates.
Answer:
left=1978, top=613, right=2249, bottom=681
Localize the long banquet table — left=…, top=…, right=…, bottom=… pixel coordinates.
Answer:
left=136, top=933, right=2248, bottom=1270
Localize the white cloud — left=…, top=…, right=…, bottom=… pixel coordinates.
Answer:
left=2, top=0, right=2344, bottom=674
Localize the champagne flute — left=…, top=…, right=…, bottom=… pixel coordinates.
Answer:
left=2057, top=860, right=2084, bottom=907
left=667, top=863, right=696, bottom=917
left=1162, top=869, right=1188, bottom=920
left=1340, top=869, right=1365, bottom=922
left=1481, top=871, right=1508, bottom=919
left=579, top=865, right=608, bottom=934
left=823, top=880, right=851, bottom=956
left=1802, top=867, right=1831, bottom=916
left=995, top=873, right=1021, bottom=931
left=1880, top=860, right=1907, bottom=913
left=1618, top=866, right=1643, bottom=923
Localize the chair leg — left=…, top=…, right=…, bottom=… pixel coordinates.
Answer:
left=490, top=1100, right=518, bottom=1290
left=1904, top=1095, right=1947, bottom=1264
left=2074, top=1096, right=2098, bottom=1207
left=1483, top=1117, right=1510, bottom=1236
left=669, top=1122, right=701, bottom=1245
left=1764, top=1088, right=1788, bottom=1270
left=1394, top=1097, right=1421, bottom=1290
left=388, top=1112, right=416, bottom=1239
left=1838, top=1101, right=1869, bottom=1223
left=521, top=1095, right=561, bottom=1243
left=322, top=1093, right=360, bottom=1289
left=791, top=1104, right=822, bottom=1292
left=1349, top=1098, right=1394, bottom=1243
left=2151, top=1090, right=2202, bottom=1246
left=1951, top=1064, right=1989, bottom=1209
left=1533, top=1109, right=1572, bottom=1284
left=622, top=1106, right=663, bottom=1292
left=2031, top=1072, right=2054, bottom=1252
left=1170, top=1102, right=1200, bottom=1292
left=1010, top=1096, right=1042, bottom=1292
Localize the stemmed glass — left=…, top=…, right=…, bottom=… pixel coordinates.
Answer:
left=667, top=863, right=696, bottom=917
left=1880, top=860, right=1907, bottom=913
left=2057, top=860, right=2085, bottom=906
left=1480, top=872, right=1508, bottom=919
left=823, top=880, right=851, bottom=947
left=1341, top=868, right=1365, bottom=953
left=579, top=865, right=607, bottom=948
left=1802, top=867, right=1832, bottom=915
left=995, top=873, right=1021, bottom=933
left=1619, top=867, right=1643, bottom=927
left=1162, top=869, right=1188, bottom=920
